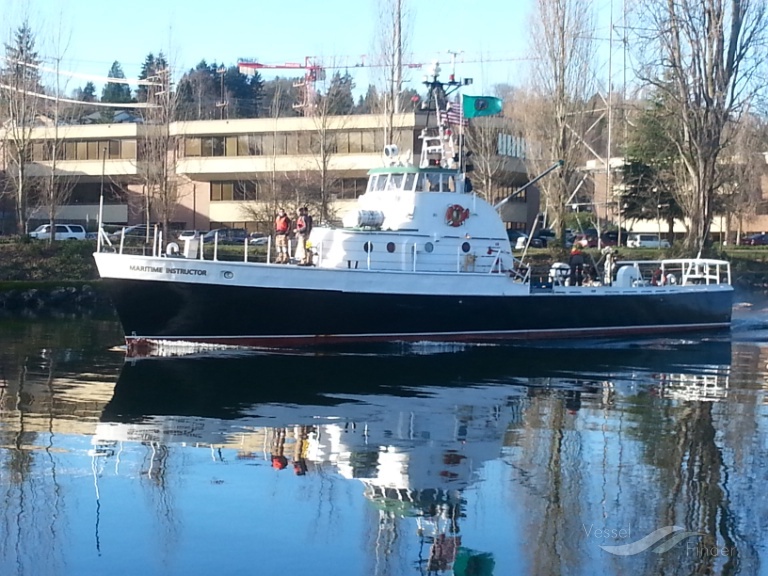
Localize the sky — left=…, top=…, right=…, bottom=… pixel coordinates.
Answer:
left=3, top=0, right=617, bottom=98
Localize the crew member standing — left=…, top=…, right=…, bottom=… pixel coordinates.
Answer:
left=569, top=243, right=585, bottom=286
left=274, top=208, right=291, bottom=263
left=294, top=206, right=313, bottom=265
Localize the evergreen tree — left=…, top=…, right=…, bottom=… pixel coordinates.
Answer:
left=2, top=21, right=42, bottom=234
left=174, top=76, right=195, bottom=120
left=176, top=60, right=219, bottom=120
left=3, top=23, right=41, bottom=90
left=324, top=71, right=355, bottom=115
left=248, top=71, right=264, bottom=118
left=355, top=84, right=379, bottom=114
left=79, top=81, right=97, bottom=102
left=101, top=61, right=132, bottom=103
left=137, top=52, right=168, bottom=102
left=621, top=97, right=683, bottom=236
left=222, top=65, right=251, bottom=118
left=261, top=77, right=302, bottom=118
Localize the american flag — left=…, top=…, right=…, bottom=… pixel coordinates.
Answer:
left=444, top=102, right=468, bottom=127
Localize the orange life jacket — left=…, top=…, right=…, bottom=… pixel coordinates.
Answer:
left=275, top=215, right=290, bottom=233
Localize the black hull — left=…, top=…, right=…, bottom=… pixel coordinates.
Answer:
left=102, top=278, right=733, bottom=347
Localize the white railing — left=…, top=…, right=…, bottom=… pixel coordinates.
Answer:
left=615, top=258, right=731, bottom=287
left=103, top=229, right=522, bottom=277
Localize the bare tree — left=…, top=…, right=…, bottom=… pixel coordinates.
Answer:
left=1, top=21, right=42, bottom=234
left=371, top=0, right=413, bottom=144
left=303, top=70, right=355, bottom=223
left=517, top=0, right=599, bottom=242
left=632, top=0, right=767, bottom=253
left=239, top=84, right=298, bottom=230
left=41, top=18, right=81, bottom=245
left=464, top=116, right=516, bottom=201
left=138, top=65, right=185, bottom=240
left=39, top=58, right=80, bottom=245
left=718, top=114, right=767, bottom=243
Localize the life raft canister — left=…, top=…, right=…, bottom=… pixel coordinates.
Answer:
left=445, top=204, right=470, bottom=227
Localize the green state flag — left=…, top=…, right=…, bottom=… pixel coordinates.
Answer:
left=462, top=95, right=503, bottom=119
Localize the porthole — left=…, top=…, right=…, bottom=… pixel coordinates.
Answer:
left=461, top=242, right=471, bottom=253
left=424, top=242, right=434, bottom=253
left=363, top=242, right=373, bottom=253
left=386, top=242, right=396, bottom=253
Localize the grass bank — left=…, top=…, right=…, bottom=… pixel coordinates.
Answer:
left=0, top=239, right=99, bottom=282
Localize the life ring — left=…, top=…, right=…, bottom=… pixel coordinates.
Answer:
left=166, top=242, right=180, bottom=256
left=445, top=204, right=470, bottom=227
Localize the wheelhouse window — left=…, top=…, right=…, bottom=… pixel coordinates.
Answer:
left=375, top=175, right=388, bottom=191
left=422, top=173, right=442, bottom=192
left=386, top=174, right=403, bottom=191
left=404, top=173, right=416, bottom=192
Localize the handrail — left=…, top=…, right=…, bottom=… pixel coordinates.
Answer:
left=615, top=257, right=731, bottom=287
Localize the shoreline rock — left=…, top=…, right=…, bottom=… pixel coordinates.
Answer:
left=0, top=283, right=113, bottom=315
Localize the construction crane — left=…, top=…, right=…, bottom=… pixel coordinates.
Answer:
left=238, top=55, right=428, bottom=114
left=238, top=57, right=325, bottom=114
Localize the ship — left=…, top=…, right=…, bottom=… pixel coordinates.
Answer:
left=93, top=65, right=733, bottom=354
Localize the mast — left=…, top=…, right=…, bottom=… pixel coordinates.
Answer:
left=394, top=0, right=402, bottom=114
left=418, top=62, right=462, bottom=169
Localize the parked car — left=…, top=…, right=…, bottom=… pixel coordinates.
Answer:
left=626, top=233, right=671, bottom=248
left=203, top=228, right=248, bottom=245
left=739, top=233, right=768, bottom=246
left=508, top=229, right=547, bottom=248
left=29, top=223, right=87, bottom=240
left=506, top=229, right=527, bottom=243
left=531, top=228, right=554, bottom=247
left=572, top=233, right=598, bottom=248
left=249, top=233, right=269, bottom=246
left=177, top=230, right=201, bottom=241
left=600, top=230, right=628, bottom=246
left=108, top=224, right=153, bottom=242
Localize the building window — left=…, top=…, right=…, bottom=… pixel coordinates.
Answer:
left=201, top=137, right=214, bottom=156
left=235, top=135, right=249, bottom=156
left=348, top=131, right=363, bottom=153
left=336, top=132, right=349, bottom=153
left=361, top=130, right=375, bottom=153
left=185, top=137, right=201, bottom=157
left=297, top=132, right=311, bottom=154
left=210, top=181, right=257, bottom=202
left=258, top=134, right=273, bottom=155
left=273, top=133, right=287, bottom=155
left=282, top=132, right=295, bottom=155
left=121, top=140, right=136, bottom=159
left=225, top=137, right=237, bottom=156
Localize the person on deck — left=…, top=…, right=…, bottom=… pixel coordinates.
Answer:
left=569, top=244, right=585, bottom=286
left=274, top=208, right=291, bottom=263
left=294, top=207, right=314, bottom=266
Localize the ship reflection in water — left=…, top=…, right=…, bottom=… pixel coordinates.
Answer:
left=3, top=328, right=768, bottom=575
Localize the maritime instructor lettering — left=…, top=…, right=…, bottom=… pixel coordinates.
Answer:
left=129, top=264, right=207, bottom=276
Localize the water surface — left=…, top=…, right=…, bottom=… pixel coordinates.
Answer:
left=1, top=303, right=767, bottom=575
